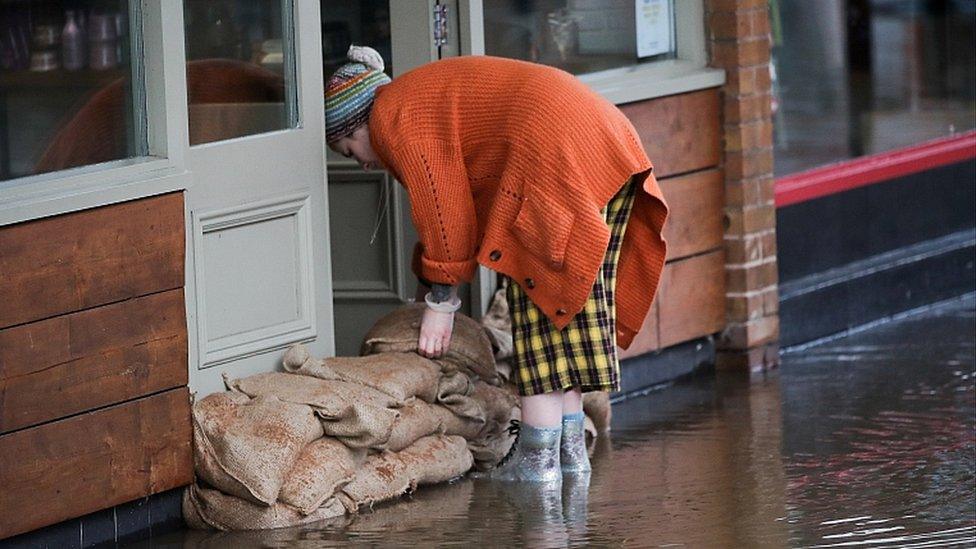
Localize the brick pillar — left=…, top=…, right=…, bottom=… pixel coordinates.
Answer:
left=705, top=0, right=780, bottom=371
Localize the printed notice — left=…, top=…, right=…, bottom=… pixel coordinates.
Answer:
left=636, top=0, right=673, bottom=58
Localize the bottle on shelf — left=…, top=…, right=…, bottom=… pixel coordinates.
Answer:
left=88, top=12, right=118, bottom=70
left=62, top=10, right=86, bottom=71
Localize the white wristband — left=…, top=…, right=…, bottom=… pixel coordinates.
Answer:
left=425, top=291, right=462, bottom=313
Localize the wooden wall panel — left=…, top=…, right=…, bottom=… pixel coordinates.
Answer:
left=619, top=88, right=721, bottom=178
left=0, top=192, right=184, bottom=330
left=618, top=301, right=659, bottom=360
left=656, top=250, right=727, bottom=349
left=659, top=168, right=725, bottom=260
left=0, top=388, right=193, bottom=540
left=0, top=290, right=187, bottom=433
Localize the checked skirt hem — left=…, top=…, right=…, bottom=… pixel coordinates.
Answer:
left=505, top=176, right=638, bottom=397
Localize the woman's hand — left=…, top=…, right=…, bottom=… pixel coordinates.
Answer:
left=419, top=308, right=454, bottom=358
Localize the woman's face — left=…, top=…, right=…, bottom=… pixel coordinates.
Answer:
left=329, top=124, right=382, bottom=171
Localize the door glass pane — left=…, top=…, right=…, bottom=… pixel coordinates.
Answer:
left=0, top=0, right=146, bottom=183
left=184, top=0, right=298, bottom=146
left=484, top=0, right=677, bottom=76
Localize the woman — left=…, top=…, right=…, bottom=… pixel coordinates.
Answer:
left=326, top=46, right=669, bottom=484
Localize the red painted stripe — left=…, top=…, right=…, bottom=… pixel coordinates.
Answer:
left=774, top=130, right=976, bottom=207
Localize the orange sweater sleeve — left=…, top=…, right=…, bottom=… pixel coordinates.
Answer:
left=390, top=139, right=479, bottom=285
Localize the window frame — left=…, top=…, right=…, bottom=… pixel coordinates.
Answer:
left=466, top=0, right=725, bottom=105
left=0, top=1, right=192, bottom=228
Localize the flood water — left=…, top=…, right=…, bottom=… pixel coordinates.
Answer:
left=150, top=294, right=975, bottom=548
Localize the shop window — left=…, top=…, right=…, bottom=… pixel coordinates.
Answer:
left=484, top=0, right=677, bottom=75
left=0, top=0, right=144, bottom=183
left=183, top=0, right=298, bottom=146
left=770, top=0, right=976, bottom=177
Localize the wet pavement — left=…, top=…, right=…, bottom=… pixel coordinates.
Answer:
left=149, top=294, right=975, bottom=548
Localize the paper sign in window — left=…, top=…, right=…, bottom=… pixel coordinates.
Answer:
left=636, top=0, right=673, bottom=59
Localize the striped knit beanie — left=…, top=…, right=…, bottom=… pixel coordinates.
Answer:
left=325, top=45, right=391, bottom=144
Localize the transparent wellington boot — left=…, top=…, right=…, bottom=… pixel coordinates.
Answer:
left=485, top=419, right=562, bottom=483
left=560, top=412, right=592, bottom=474
left=562, top=467, right=591, bottom=540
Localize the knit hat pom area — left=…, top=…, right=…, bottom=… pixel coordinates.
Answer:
left=347, top=44, right=385, bottom=72
left=325, top=44, right=392, bottom=144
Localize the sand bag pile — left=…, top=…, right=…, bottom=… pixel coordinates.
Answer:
left=184, top=306, right=515, bottom=531
left=184, top=294, right=611, bottom=532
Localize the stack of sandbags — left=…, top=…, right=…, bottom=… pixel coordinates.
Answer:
left=184, top=305, right=516, bottom=531
left=185, top=382, right=479, bottom=530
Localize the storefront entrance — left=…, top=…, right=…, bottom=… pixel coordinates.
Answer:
left=324, top=0, right=495, bottom=356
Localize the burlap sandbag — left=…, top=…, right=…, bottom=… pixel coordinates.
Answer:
left=468, top=424, right=517, bottom=471
left=327, top=353, right=442, bottom=404
left=360, top=304, right=500, bottom=385
left=277, top=437, right=368, bottom=515
left=470, top=379, right=519, bottom=428
left=284, top=345, right=442, bottom=404
left=281, top=344, right=340, bottom=380
left=434, top=370, right=486, bottom=422
left=381, top=397, right=445, bottom=453
left=182, top=482, right=347, bottom=531
left=583, top=390, right=612, bottom=433
left=227, top=372, right=401, bottom=449
left=339, top=434, right=473, bottom=512
left=427, top=401, right=487, bottom=440
left=192, top=392, right=324, bottom=506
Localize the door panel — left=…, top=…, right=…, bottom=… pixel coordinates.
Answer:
left=184, top=1, right=333, bottom=396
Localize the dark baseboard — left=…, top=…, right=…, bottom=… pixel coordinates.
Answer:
left=1, top=487, right=184, bottom=549
left=611, top=336, right=716, bottom=404
left=779, top=229, right=976, bottom=348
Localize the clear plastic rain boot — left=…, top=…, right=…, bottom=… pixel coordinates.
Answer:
left=559, top=411, right=592, bottom=474
left=485, top=419, right=562, bottom=483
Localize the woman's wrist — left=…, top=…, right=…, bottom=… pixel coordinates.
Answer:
left=425, top=285, right=461, bottom=313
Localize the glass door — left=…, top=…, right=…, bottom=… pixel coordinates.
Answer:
left=182, top=0, right=334, bottom=396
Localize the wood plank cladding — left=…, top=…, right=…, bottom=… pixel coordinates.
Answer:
left=619, top=250, right=726, bottom=359
left=0, top=290, right=188, bottom=433
left=0, top=192, right=184, bottom=329
left=659, top=168, right=725, bottom=260
left=0, top=388, right=193, bottom=540
left=618, top=301, right=659, bottom=359
left=620, top=88, right=721, bottom=178
left=656, top=250, right=727, bottom=349
left=615, top=87, right=725, bottom=356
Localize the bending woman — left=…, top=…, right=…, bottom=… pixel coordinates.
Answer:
left=325, top=45, right=669, bottom=484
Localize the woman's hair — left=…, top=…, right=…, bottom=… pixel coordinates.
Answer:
left=324, top=45, right=391, bottom=143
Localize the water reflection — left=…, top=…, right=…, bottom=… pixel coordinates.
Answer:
left=154, top=295, right=975, bottom=548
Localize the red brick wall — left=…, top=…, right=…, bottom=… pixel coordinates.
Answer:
left=706, top=0, right=780, bottom=371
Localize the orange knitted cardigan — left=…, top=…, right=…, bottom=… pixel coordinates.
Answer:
left=368, top=56, right=669, bottom=350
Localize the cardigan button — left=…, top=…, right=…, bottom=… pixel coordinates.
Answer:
left=556, top=308, right=567, bottom=316
left=489, top=249, right=502, bottom=261
left=524, top=278, right=536, bottom=289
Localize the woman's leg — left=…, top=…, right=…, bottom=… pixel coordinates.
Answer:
left=561, top=386, right=583, bottom=415
left=520, top=390, right=565, bottom=428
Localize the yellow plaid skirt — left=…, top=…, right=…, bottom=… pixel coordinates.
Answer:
left=505, top=176, right=638, bottom=396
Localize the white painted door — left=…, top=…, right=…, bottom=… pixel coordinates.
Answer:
left=182, top=1, right=333, bottom=396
